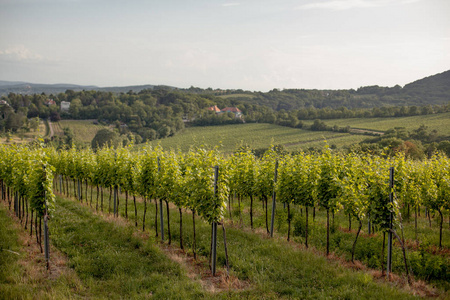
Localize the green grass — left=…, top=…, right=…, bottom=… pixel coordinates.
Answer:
left=57, top=120, right=108, bottom=145
left=51, top=196, right=206, bottom=299
left=0, top=207, right=21, bottom=286
left=302, top=112, right=450, bottom=136
left=54, top=182, right=429, bottom=299
left=147, top=123, right=356, bottom=153
left=0, top=204, right=85, bottom=299
left=224, top=192, right=450, bottom=289
left=71, top=179, right=450, bottom=292
left=5, top=182, right=438, bottom=299
left=226, top=197, right=450, bottom=292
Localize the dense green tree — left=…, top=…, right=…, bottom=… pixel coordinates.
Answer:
left=91, top=129, right=120, bottom=150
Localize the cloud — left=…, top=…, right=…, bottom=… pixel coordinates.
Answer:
left=0, top=45, right=43, bottom=63
left=296, top=0, right=421, bottom=10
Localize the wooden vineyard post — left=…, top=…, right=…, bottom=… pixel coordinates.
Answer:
left=386, top=167, right=394, bottom=278
left=77, top=179, right=81, bottom=202
left=14, top=191, right=18, bottom=217
left=211, top=222, right=217, bottom=275
left=113, top=186, right=118, bottom=217
left=158, top=157, right=164, bottom=241
left=43, top=166, right=50, bottom=271
left=18, top=192, right=21, bottom=219
left=221, top=221, right=230, bottom=277
left=270, top=160, right=278, bottom=237
left=211, top=166, right=219, bottom=276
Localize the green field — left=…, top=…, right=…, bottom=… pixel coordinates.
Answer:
left=47, top=112, right=450, bottom=152
left=218, top=93, right=255, bottom=99
left=56, top=120, right=108, bottom=145
left=147, top=123, right=366, bottom=153
left=302, top=112, right=450, bottom=136
left=147, top=113, right=450, bottom=153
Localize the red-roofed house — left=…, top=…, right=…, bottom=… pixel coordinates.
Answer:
left=207, top=105, right=243, bottom=119
left=221, top=107, right=242, bottom=118
left=45, top=99, right=56, bottom=106
left=207, top=105, right=221, bottom=113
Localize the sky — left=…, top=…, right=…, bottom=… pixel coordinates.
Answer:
left=0, top=0, right=449, bottom=91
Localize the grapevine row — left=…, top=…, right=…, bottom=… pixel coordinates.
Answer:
left=1, top=144, right=448, bottom=276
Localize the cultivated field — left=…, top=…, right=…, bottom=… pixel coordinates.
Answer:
left=57, top=120, right=108, bottom=145
left=147, top=123, right=366, bottom=153
left=218, top=93, right=254, bottom=99
left=147, top=113, right=450, bottom=153
left=1, top=144, right=449, bottom=299
left=302, top=112, right=450, bottom=136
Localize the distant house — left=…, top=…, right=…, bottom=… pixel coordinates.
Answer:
left=207, top=105, right=243, bottom=118
left=207, top=105, right=221, bottom=113
left=0, top=100, right=9, bottom=106
left=220, top=107, right=243, bottom=119
left=60, top=101, right=70, bottom=112
left=45, top=99, right=56, bottom=106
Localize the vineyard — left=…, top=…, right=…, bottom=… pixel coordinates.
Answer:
left=1, top=144, right=449, bottom=298
left=145, top=123, right=366, bottom=153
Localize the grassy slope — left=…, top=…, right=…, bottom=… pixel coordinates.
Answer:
left=58, top=120, right=108, bottom=145
left=218, top=94, right=255, bottom=99
left=147, top=123, right=365, bottom=153
left=50, top=187, right=421, bottom=300
left=51, top=196, right=205, bottom=299
left=0, top=120, right=46, bottom=144
left=0, top=208, right=22, bottom=290
left=47, top=112, right=449, bottom=151
left=0, top=204, right=85, bottom=299
left=2, top=180, right=444, bottom=298
left=302, top=112, right=450, bottom=136
left=67, top=181, right=448, bottom=293
left=147, top=113, right=449, bottom=153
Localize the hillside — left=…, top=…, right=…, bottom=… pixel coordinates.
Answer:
left=302, top=112, right=450, bottom=136
left=141, top=112, right=449, bottom=154
left=1, top=70, right=449, bottom=110
left=215, top=70, right=450, bottom=110
left=145, top=123, right=364, bottom=153
left=0, top=81, right=168, bottom=96
left=402, top=70, right=450, bottom=102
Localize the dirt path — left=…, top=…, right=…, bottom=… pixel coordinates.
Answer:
left=283, top=134, right=346, bottom=147
left=349, top=128, right=384, bottom=135
left=47, top=119, right=54, bottom=138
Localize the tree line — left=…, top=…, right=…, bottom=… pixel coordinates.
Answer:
left=1, top=87, right=449, bottom=146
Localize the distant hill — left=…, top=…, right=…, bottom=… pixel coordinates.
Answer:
left=402, top=70, right=450, bottom=101
left=0, top=82, right=98, bottom=95
left=1, top=70, right=449, bottom=108
left=203, top=70, right=450, bottom=110
left=0, top=80, right=28, bottom=87
left=0, top=82, right=161, bottom=95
